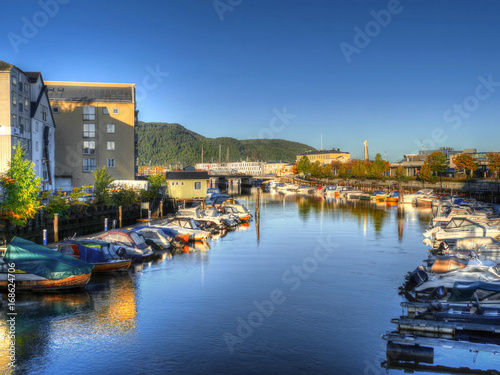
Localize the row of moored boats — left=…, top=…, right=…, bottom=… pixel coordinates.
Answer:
left=383, top=193, right=500, bottom=360
left=0, top=190, right=251, bottom=292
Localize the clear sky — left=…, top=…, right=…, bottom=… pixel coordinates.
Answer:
left=2, top=0, right=500, bottom=161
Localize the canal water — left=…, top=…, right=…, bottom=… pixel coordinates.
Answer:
left=1, top=190, right=499, bottom=374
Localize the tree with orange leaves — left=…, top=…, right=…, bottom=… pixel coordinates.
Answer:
left=454, top=153, right=478, bottom=178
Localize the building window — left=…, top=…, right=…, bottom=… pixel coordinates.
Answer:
left=113, top=108, right=119, bottom=114
left=24, top=83, right=28, bottom=93
left=181, top=182, right=184, bottom=186
left=83, top=141, right=96, bottom=155
left=25, top=98, right=29, bottom=108
left=47, top=87, right=54, bottom=92
left=83, top=106, right=96, bottom=120
left=83, top=123, right=95, bottom=138
left=12, top=76, right=17, bottom=86
left=83, top=158, right=96, bottom=172
left=107, top=141, right=115, bottom=151
left=194, top=182, right=201, bottom=190
left=52, top=106, right=59, bottom=114
left=107, top=124, right=115, bottom=133
left=12, top=93, right=16, bottom=105
left=103, top=107, right=109, bottom=115
left=42, top=111, right=47, bottom=121
left=107, top=158, right=115, bottom=168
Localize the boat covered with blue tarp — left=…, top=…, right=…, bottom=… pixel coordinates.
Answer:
left=3, top=236, right=94, bottom=281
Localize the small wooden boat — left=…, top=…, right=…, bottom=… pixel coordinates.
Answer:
left=57, top=239, right=131, bottom=272
left=0, top=237, right=94, bottom=291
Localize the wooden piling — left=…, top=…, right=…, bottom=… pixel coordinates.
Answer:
left=54, top=213, right=59, bottom=243
left=119, top=206, right=123, bottom=228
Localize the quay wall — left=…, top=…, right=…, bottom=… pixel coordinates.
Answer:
left=278, top=177, right=500, bottom=204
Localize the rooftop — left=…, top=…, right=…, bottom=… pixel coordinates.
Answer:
left=45, top=81, right=135, bottom=103
left=166, top=171, right=209, bottom=180
left=0, top=60, right=14, bottom=71
left=298, top=148, right=349, bottom=156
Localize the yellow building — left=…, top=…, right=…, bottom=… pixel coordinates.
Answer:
left=296, top=149, right=350, bottom=164
left=45, top=81, right=138, bottom=189
left=166, top=171, right=209, bottom=200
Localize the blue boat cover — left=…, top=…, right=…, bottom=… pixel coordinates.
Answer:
left=449, top=281, right=500, bottom=301
left=4, top=237, right=94, bottom=280
left=75, top=243, right=108, bottom=263
left=134, top=226, right=177, bottom=238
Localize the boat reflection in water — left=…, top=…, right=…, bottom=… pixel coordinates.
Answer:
left=0, top=272, right=138, bottom=374
left=381, top=335, right=500, bottom=375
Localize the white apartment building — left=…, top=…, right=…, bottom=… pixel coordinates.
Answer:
left=196, top=161, right=265, bottom=175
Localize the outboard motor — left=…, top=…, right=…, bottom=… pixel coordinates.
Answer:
left=401, top=266, right=428, bottom=293
left=116, top=246, right=127, bottom=258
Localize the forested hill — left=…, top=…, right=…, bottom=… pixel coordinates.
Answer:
left=136, top=122, right=315, bottom=166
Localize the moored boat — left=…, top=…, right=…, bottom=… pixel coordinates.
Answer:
left=0, top=237, right=94, bottom=291
left=57, top=239, right=132, bottom=272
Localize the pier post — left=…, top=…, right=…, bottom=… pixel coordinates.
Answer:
left=119, top=206, right=123, bottom=227
left=54, top=213, right=59, bottom=243
left=104, top=218, right=108, bottom=231
left=160, top=201, right=163, bottom=218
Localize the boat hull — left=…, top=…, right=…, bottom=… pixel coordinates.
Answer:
left=0, top=272, right=92, bottom=291
left=93, top=259, right=131, bottom=272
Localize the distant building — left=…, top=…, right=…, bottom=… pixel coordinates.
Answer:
left=0, top=61, right=55, bottom=191
left=46, top=81, right=138, bottom=189
left=263, top=161, right=294, bottom=176
left=390, top=147, right=496, bottom=177
left=195, top=161, right=264, bottom=175
left=165, top=171, right=209, bottom=200
left=296, top=149, right=350, bottom=164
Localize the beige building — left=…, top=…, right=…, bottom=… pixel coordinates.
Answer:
left=166, top=171, right=209, bottom=200
left=263, top=161, right=294, bottom=176
left=46, top=81, right=138, bottom=189
left=296, top=149, right=350, bottom=164
left=0, top=61, right=56, bottom=191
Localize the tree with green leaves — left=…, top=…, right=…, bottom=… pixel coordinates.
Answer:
left=369, top=153, right=390, bottom=180
left=351, top=159, right=369, bottom=180
left=486, top=152, right=500, bottom=179
left=296, top=156, right=311, bottom=175
left=0, top=143, right=42, bottom=227
left=93, top=166, right=114, bottom=205
left=145, top=173, right=166, bottom=201
left=310, top=161, right=323, bottom=178
left=453, top=153, right=478, bottom=178
left=426, top=151, right=447, bottom=176
left=395, top=165, right=406, bottom=182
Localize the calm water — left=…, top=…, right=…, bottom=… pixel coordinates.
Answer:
left=1, top=190, right=499, bottom=374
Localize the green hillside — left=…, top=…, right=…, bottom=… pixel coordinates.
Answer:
left=136, top=122, right=315, bottom=166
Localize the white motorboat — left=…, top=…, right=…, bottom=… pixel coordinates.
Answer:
left=423, top=218, right=500, bottom=247
left=296, top=185, right=314, bottom=195
left=402, top=189, right=435, bottom=205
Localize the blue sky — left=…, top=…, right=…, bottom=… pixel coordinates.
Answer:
left=2, top=0, right=500, bottom=161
